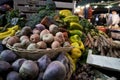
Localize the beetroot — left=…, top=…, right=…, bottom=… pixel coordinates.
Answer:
left=43, top=61, right=66, bottom=80
left=35, top=23, right=45, bottom=31
left=0, top=50, right=17, bottom=63
left=12, top=58, right=26, bottom=72
left=0, top=61, right=11, bottom=74
left=7, top=71, right=22, bottom=80
left=37, top=55, right=51, bottom=72
left=56, top=53, right=69, bottom=74
left=19, top=60, right=39, bottom=80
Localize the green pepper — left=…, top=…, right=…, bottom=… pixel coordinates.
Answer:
left=70, top=35, right=81, bottom=43
left=59, top=9, right=72, bottom=18
left=69, top=22, right=83, bottom=30
left=64, top=15, right=79, bottom=23
left=69, top=30, right=82, bottom=37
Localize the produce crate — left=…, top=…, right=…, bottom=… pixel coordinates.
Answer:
left=109, top=29, right=120, bottom=40
left=14, top=0, right=74, bottom=17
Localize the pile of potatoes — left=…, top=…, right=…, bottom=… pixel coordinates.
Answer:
left=4, top=23, right=71, bottom=50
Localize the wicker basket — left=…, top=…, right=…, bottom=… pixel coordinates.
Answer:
left=6, top=43, right=74, bottom=80
left=6, top=43, right=72, bottom=60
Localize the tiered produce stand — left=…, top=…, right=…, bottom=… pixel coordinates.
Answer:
left=0, top=0, right=120, bottom=80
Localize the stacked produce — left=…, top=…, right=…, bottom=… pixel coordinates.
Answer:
left=4, top=22, right=71, bottom=50
left=84, top=30, right=120, bottom=58
left=58, top=10, right=85, bottom=64
left=0, top=49, right=73, bottom=80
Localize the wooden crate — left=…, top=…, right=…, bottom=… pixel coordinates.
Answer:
left=14, top=0, right=74, bottom=17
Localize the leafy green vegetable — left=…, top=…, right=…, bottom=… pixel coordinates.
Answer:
left=5, top=9, right=26, bottom=28
left=79, top=19, right=95, bottom=34
left=5, top=10, right=19, bottom=23
left=25, top=0, right=56, bottom=29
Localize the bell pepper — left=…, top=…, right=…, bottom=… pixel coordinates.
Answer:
left=69, top=30, right=82, bottom=37
left=64, top=15, right=79, bottom=23
left=71, top=42, right=80, bottom=48
left=71, top=47, right=82, bottom=59
left=71, top=41, right=85, bottom=52
left=59, top=9, right=72, bottom=18
left=70, top=35, right=81, bottom=43
left=78, top=41, right=85, bottom=52
left=69, top=22, right=83, bottom=30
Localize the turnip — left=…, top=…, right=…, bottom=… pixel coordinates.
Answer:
left=7, top=71, right=22, bottom=80
left=0, top=50, right=17, bottom=63
left=12, top=58, right=26, bottom=72
left=19, top=60, right=39, bottom=80
left=43, top=61, right=66, bottom=80
left=0, top=61, right=11, bottom=74
left=35, top=23, right=45, bottom=31
left=37, top=55, right=51, bottom=72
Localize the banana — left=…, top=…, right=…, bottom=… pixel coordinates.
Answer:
left=0, top=29, right=12, bottom=36
left=0, top=25, right=19, bottom=40
left=9, top=30, right=16, bottom=36
left=0, top=30, right=16, bottom=40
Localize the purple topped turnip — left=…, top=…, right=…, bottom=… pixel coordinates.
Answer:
left=0, top=61, right=11, bottom=74
left=19, top=60, right=39, bottom=80
left=43, top=61, right=66, bottom=80
left=7, top=71, right=22, bottom=80
left=35, top=23, right=46, bottom=31
left=0, top=50, right=17, bottom=63
left=37, top=55, right=51, bottom=72
left=12, top=58, right=26, bottom=72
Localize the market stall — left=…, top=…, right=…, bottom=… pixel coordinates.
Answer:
left=0, top=0, right=120, bottom=80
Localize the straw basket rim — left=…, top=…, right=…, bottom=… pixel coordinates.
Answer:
left=6, top=43, right=73, bottom=60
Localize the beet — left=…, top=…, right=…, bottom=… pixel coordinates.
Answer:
left=19, top=60, right=39, bottom=80
left=35, top=23, right=45, bottom=31
left=56, top=53, right=69, bottom=73
left=12, top=58, right=26, bottom=72
left=0, top=61, right=11, bottom=74
left=7, top=71, right=22, bottom=80
left=0, top=50, right=17, bottom=63
left=37, top=55, right=51, bottom=72
left=43, top=61, right=66, bottom=80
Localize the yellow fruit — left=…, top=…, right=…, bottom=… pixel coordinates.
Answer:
left=0, top=25, right=19, bottom=40
left=71, top=48, right=82, bottom=59
left=9, top=30, right=16, bottom=36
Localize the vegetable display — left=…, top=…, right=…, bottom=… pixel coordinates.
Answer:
left=0, top=2, right=119, bottom=79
